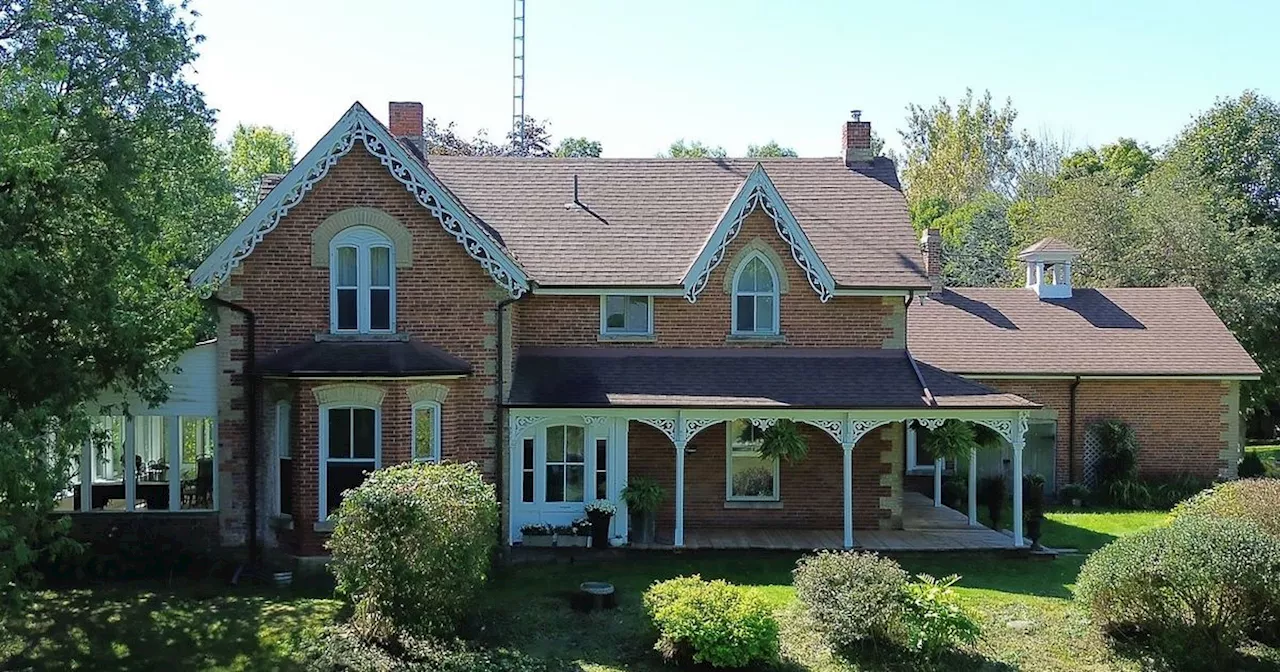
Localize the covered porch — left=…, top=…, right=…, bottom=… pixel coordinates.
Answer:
left=506, top=347, right=1039, bottom=552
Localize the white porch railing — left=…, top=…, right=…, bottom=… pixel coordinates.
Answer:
left=508, top=408, right=1030, bottom=550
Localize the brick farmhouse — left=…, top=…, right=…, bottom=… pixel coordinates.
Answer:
left=65, top=102, right=1260, bottom=560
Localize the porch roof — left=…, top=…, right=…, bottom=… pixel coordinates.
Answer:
left=258, top=337, right=471, bottom=378
left=507, top=347, right=1036, bottom=409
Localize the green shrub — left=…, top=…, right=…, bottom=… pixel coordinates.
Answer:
left=1093, top=419, right=1139, bottom=484
left=643, top=575, right=779, bottom=668
left=1075, top=516, right=1280, bottom=668
left=1103, top=478, right=1152, bottom=510
left=1058, top=482, right=1090, bottom=504
left=328, top=463, right=499, bottom=641
left=793, top=551, right=908, bottom=650
left=900, top=574, right=981, bottom=661
left=1145, top=473, right=1212, bottom=509
left=303, top=624, right=573, bottom=671
left=977, top=476, right=1006, bottom=529
left=1239, top=452, right=1267, bottom=478
left=1173, top=478, right=1280, bottom=538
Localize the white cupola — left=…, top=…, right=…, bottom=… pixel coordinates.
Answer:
left=1018, top=237, right=1081, bottom=299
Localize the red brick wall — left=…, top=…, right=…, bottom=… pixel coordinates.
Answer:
left=219, top=149, right=501, bottom=555
left=978, top=378, right=1232, bottom=485
left=515, top=211, right=899, bottom=349
left=626, top=421, right=898, bottom=542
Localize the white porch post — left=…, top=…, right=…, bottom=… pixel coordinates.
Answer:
left=933, top=458, right=944, bottom=507
left=674, top=414, right=687, bottom=548
left=1011, top=418, right=1027, bottom=547
left=842, top=416, right=854, bottom=548
left=123, top=417, right=136, bottom=512
left=967, top=448, right=978, bottom=526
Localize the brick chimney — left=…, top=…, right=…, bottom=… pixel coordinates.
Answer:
left=920, top=228, right=943, bottom=295
left=843, top=110, right=873, bottom=166
left=389, top=101, right=426, bottom=158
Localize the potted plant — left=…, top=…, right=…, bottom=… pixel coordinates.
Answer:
left=1023, top=474, right=1046, bottom=549
left=553, top=524, right=588, bottom=548
left=757, top=419, right=808, bottom=463
left=978, top=475, right=1006, bottom=531
left=621, top=477, right=665, bottom=544
left=1059, top=483, right=1089, bottom=508
left=941, top=472, right=967, bottom=511
left=569, top=517, right=593, bottom=547
left=519, top=522, right=554, bottom=547
left=584, top=499, right=616, bottom=549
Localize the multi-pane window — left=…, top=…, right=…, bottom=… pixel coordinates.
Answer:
left=726, top=419, right=778, bottom=500
left=521, top=438, right=535, bottom=503
left=412, top=402, right=441, bottom=463
left=275, top=401, right=293, bottom=516
left=594, top=438, right=608, bottom=498
left=330, top=227, right=394, bottom=334
left=322, top=407, right=378, bottom=519
left=544, top=425, right=585, bottom=503
left=601, top=295, right=651, bottom=336
left=57, top=414, right=217, bottom=513
left=732, top=254, right=779, bottom=335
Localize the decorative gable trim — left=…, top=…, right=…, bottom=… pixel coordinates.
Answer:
left=681, top=164, right=835, bottom=303
left=720, top=238, right=791, bottom=295
left=190, top=103, right=530, bottom=298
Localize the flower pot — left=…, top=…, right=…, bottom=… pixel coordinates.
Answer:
left=630, top=509, right=657, bottom=544
left=587, top=511, right=613, bottom=550
left=559, top=535, right=590, bottom=548
left=1026, top=515, right=1044, bottom=549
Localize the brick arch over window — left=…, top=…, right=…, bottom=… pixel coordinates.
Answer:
left=310, top=207, right=413, bottom=268
left=720, top=238, right=791, bottom=295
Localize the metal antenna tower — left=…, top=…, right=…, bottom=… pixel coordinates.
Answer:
left=512, top=0, right=526, bottom=154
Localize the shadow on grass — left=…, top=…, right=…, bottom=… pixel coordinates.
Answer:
left=1, top=581, right=342, bottom=672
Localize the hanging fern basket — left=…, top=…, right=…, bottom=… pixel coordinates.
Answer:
left=757, top=419, right=809, bottom=464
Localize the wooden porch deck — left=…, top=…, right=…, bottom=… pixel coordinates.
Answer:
left=637, top=492, right=1018, bottom=552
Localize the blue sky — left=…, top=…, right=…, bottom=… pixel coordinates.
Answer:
left=189, top=0, right=1277, bottom=159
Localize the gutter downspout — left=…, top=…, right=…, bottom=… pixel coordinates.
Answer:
left=209, top=296, right=259, bottom=570
left=1068, top=376, right=1081, bottom=484
left=494, top=293, right=525, bottom=553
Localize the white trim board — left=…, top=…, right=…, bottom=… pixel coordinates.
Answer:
left=190, top=102, right=530, bottom=299
left=961, top=374, right=1260, bottom=381
left=681, top=163, right=835, bottom=303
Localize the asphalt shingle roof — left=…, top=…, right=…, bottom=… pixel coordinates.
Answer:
left=427, top=156, right=927, bottom=289
left=508, top=347, right=1036, bottom=409
left=907, top=287, right=1261, bottom=377
left=258, top=338, right=472, bottom=378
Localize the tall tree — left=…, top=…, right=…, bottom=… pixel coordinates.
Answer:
left=1059, top=138, right=1155, bottom=187
left=553, top=137, right=603, bottom=158
left=0, top=0, right=233, bottom=608
left=899, top=89, right=1021, bottom=210
left=660, top=139, right=727, bottom=159
left=746, top=141, right=798, bottom=158
left=226, top=123, right=295, bottom=213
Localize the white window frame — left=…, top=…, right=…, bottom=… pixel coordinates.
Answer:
left=725, top=419, right=780, bottom=501
left=730, top=251, right=781, bottom=336
left=411, top=400, right=442, bottom=463
left=543, top=424, right=587, bottom=504
left=599, top=294, right=654, bottom=336
left=274, top=401, right=291, bottom=515
left=70, top=414, right=218, bottom=513
left=318, top=403, right=382, bottom=521
left=906, top=422, right=947, bottom=474
left=329, top=226, right=396, bottom=334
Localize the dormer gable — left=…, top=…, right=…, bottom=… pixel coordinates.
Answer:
left=1017, top=237, right=1081, bottom=299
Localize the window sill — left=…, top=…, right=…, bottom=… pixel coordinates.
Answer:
left=270, top=514, right=294, bottom=531
left=597, top=333, right=657, bottom=343
left=313, top=520, right=335, bottom=533
left=725, top=333, right=787, bottom=345
left=724, top=500, right=784, bottom=510
left=314, top=332, right=408, bottom=342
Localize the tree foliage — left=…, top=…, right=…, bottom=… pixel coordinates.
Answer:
left=746, top=141, right=798, bottom=158
left=0, top=0, right=231, bottom=609
left=899, top=89, right=1021, bottom=210
left=553, top=136, right=602, bottom=158
left=660, top=139, right=727, bottom=159
left=226, top=123, right=295, bottom=213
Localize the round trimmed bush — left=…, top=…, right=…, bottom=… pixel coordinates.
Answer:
left=643, top=575, right=778, bottom=668
left=792, top=551, right=907, bottom=650
left=327, top=462, right=499, bottom=641
left=1173, top=478, right=1280, bottom=538
left=1075, top=516, right=1280, bottom=667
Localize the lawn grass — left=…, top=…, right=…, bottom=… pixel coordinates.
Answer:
left=6, top=510, right=1277, bottom=671
left=1247, top=443, right=1280, bottom=465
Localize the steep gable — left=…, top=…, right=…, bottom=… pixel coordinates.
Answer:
left=191, top=103, right=530, bottom=298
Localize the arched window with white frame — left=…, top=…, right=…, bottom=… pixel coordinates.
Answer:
left=731, top=252, right=780, bottom=335
left=330, top=226, right=395, bottom=334
left=411, top=401, right=441, bottom=463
